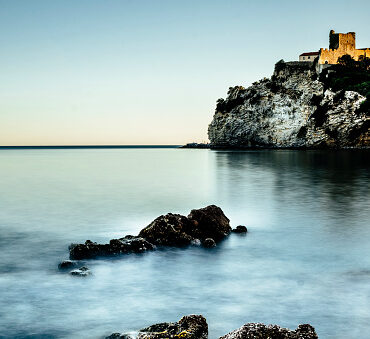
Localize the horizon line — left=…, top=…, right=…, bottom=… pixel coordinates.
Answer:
left=0, top=145, right=182, bottom=149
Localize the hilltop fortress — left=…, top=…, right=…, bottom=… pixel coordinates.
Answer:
left=299, top=30, right=369, bottom=71
left=319, top=30, right=369, bottom=64
left=208, top=29, right=369, bottom=149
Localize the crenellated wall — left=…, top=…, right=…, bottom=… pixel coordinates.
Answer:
left=318, top=30, right=370, bottom=65
left=319, top=47, right=370, bottom=65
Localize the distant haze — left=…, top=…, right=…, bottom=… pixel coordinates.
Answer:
left=1, top=0, right=369, bottom=145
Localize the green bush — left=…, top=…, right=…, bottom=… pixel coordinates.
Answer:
left=321, top=55, right=370, bottom=114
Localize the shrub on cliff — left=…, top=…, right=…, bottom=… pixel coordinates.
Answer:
left=320, top=55, right=370, bottom=114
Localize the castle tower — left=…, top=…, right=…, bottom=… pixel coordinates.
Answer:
left=329, top=30, right=356, bottom=51
left=317, top=30, right=369, bottom=69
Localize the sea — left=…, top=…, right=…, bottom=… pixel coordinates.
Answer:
left=0, top=147, right=369, bottom=338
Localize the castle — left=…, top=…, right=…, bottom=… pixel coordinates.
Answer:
left=299, top=30, right=369, bottom=68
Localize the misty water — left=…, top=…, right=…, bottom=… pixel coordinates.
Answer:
left=0, top=148, right=369, bottom=339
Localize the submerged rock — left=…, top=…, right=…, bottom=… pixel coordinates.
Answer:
left=202, top=238, right=216, bottom=248
left=68, top=205, right=234, bottom=260
left=70, top=266, right=91, bottom=277
left=58, top=260, right=79, bottom=270
left=219, top=323, right=318, bottom=339
left=232, top=225, right=248, bottom=233
left=106, top=315, right=208, bottom=339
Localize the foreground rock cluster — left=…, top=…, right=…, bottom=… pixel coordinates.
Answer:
left=106, top=314, right=318, bottom=339
left=208, top=60, right=369, bottom=149
left=59, top=205, right=246, bottom=273
left=220, top=322, right=318, bottom=339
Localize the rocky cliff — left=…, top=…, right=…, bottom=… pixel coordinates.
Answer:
left=208, top=60, right=369, bottom=148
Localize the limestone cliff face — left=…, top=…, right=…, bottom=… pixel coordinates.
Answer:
left=208, top=61, right=369, bottom=148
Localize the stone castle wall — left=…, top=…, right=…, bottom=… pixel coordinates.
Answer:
left=319, top=47, right=370, bottom=65
left=318, top=30, right=370, bottom=65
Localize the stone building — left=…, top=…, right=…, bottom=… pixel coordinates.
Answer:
left=318, top=30, right=370, bottom=65
left=299, top=52, right=319, bottom=62
left=298, top=30, right=369, bottom=70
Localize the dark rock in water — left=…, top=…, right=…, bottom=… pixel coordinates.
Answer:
left=106, top=314, right=208, bottom=339
left=110, top=236, right=155, bottom=254
left=106, top=316, right=317, bottom=339
left=138, top=314, right=207, bottom=338
left=139, top=205, right=231, bottom=246
left=58, top=260, right=79, bottom=270
left=202, top=238, right=216, bottom=248
left=138, top=213, right=194, bottom=246
left=70, top=266, right=91, bottom=277
left=231, top=225, right=248, bottom=233
left=105, top=334, right=134, bottom=339
left=219, top=323, right=318, bottom=339
left=68, top=205, right=233, bottom=260
left=181, top=143, right=210, bottom=149
left=187, top=205, right=231, bottom=242
left=139, top=205, right=231, bottom=247
left=69, top=237, right=155, bottom=260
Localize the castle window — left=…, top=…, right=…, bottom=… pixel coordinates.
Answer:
left=303, top=57, right=305, bottom=60
left=308, top=56, right=310, bottom=59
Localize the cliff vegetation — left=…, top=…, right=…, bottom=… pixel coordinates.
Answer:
left=208, top=58, right=369, bottom=149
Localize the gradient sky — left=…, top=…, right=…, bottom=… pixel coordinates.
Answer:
left=1, top=0, right=369, bottom=145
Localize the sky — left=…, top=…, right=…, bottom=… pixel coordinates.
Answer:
left=0, top=0, right=369, bottom=145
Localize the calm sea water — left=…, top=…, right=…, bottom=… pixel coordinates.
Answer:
left=0, top=148, right=369, bottom=339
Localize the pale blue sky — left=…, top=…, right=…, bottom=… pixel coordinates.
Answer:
left=1, top=0, right=369, bottom=145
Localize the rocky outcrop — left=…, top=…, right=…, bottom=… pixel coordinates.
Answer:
left=232, top=225, right=248, bottom=233
left=138, top=214, right=194, bottom=247
left=69, top=237, right=155, bottom=260
left=181, top=143, right=210, bottom=149
left=68, top=205, right=233, bottom=260
left=208, top=60, right=369, bottom=148
left=219, top=323, right=318, bottom=339
left=106, top=316, right=318, bottom=339
left=187, top=205, right=231, bottom=241
left=106, top=315, right=208, bottom=339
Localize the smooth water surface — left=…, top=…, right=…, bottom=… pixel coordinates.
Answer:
left=0, top=148, right=369, bottom=338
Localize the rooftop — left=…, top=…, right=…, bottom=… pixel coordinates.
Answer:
left=299, top=52, right=319, bottom=56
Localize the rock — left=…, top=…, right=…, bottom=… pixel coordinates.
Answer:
left=70, top=266, right=91, bottom=277
left=110, top=236, right=156, bottom=254
left=58, top=260, right=79, bottom=270
left=138, top=314, right=208, bottom=339
left=187, top=205, right=232, bottom=242
left=232, top=225, right=248, bottom=233
left=208, top=60, right=369, bottom=149
left=181, top=143, right=210, bottom=149
left=69, top=237, right=155, bottom=260
left=219, top=323, right=318, bottom=339
left=68, top=205, right=233, bottom=260
left=138, top=213, right=194, bottom=247
left=202, top=238, right=216, bottom=248
left=138, top=205, right=231, bottom=246
left=191, top=239, right=201, bottom=246
left=105, top=334, right=134, bottom=339
left=106, top=315, right=207, bottom=339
